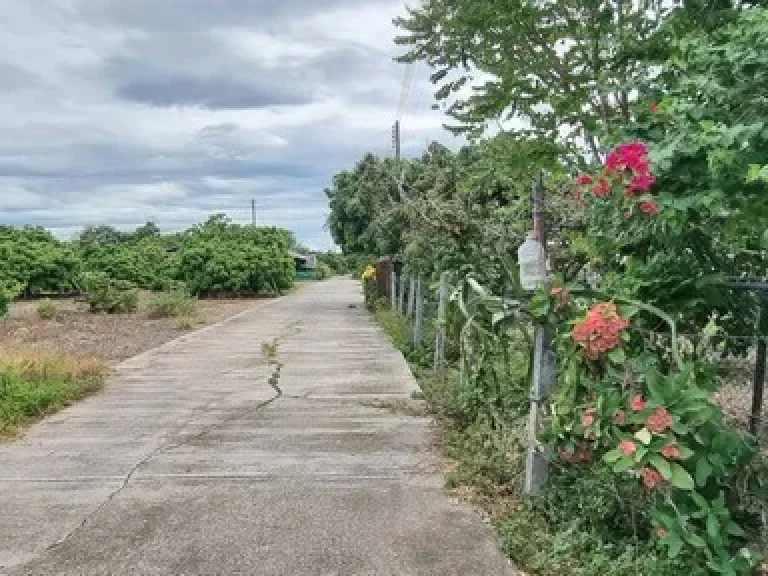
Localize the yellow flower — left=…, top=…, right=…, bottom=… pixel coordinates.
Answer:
left=361, top=265, right=376, bottom=280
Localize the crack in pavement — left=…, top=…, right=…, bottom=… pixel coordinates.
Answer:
left=37, top=330, right=294, bottom=561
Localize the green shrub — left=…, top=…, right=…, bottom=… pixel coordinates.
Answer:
left=315, top=262, right=333, bottom=280
left=83, top=273, right=139, bottom=314
left=37, top=299, right=56, bottom=320
left=0, top=292, right=7, bottom=319
left=148, top=291, right=197, bottom=319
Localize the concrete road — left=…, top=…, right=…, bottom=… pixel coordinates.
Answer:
left=0, top=279, right=514, bottom=575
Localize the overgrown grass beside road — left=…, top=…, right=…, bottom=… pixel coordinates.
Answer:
left=372, top=301, right=765, bottom=575
left=0, top=350, right=108, bottom=434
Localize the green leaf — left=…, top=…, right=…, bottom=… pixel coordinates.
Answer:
left=649, top=454, right=672, bottom=480
left=706, top=513, right=721, bottom=541
left=635, top=428, right=652, bottom=446
left=695, top=458, right=713, bottom=487
left=607, top=348, right=625, bottom=364
left=667, top=533, right=684, bottom=558
left=678, top=445, right=695, bottom=460
left=603, top=449, right=622, bottom=464
left=612, top=457, right=635, bottom=473
left=686, top=531, right=707, bottom=549
left=670, top=463, right=695, bottom=491
left=725, top=521, right=745, bottom=537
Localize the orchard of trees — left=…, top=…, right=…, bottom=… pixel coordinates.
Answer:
left=0, top=215, right=297, bottom=309
left=327, top=2, right=768, bottom=574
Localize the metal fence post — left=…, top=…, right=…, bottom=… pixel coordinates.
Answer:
left=751, top=297, right=767, bottom=436
left=398, top=273, right=407, bottom=314
left=413, top=275, right=424, bottom=346
left=434, top=272, right=448, bottom=371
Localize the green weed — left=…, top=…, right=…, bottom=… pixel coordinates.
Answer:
left=148, top=290, right=197, bottom=319
left=36, top=299, right=57, bottom=320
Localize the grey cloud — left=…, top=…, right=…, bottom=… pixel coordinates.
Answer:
left=0, top=0, right=455, bottom=249
left=115, top=73, right=313, bottom=109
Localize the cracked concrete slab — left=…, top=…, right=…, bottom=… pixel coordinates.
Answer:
left=0, top=279, right=515, bottom=575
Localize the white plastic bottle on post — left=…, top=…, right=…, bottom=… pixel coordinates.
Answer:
left=518, top=231, right=547, bottom=291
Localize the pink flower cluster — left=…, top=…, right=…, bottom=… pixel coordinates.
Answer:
left=575, top=141, right=661, bottom=216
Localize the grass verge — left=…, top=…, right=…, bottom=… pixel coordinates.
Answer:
left=0, top=350, right=108, bottom=435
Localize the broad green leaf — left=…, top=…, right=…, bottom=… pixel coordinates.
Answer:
left=649, top=454, right=672, bottom=480
left=706, top=513, right=720, bottom=541
left=612, top=457, right=634, bottom=473
left=725, top=521, right=745, bottom=537
left=607, top=348, right=625, bottom=364
left=603, top=449, right=622, bottom=464
left=670, top=463, right=695, bottom=491
left=696, top=458, right=713, bottom=487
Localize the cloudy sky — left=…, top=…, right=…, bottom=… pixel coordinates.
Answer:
left=0, top=0, right=456, bottom=249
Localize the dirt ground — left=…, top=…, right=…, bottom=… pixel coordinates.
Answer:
left=0, top=295, right=268, bottom=365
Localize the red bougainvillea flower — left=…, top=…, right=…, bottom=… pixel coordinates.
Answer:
left=640, top=201, right=661, bottom=215
left=647, top=407, right=674, bottom=434
left=650, top=103, right=659, bottom=114
left=619, top=440, right=637, bottom=456
left=656, top=527, right=668, bottom=538
left=642, top=467, right=664, bottom=490
left=592, top=178, right=611, bottom=198
left=605, top=151, right=622, bottom=173
left=572, top=302, right=630, bottom=358
left=613, top=410, right=626, bottom=425
left=661, top=443, right=681, bottom=460
left=576, top=173, right=593, bottom=185
left=627, top=174, right=656, bottom=194
left=631, top=395, right=646, bottom=412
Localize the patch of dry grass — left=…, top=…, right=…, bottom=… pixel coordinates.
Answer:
left=0, top=349, right=108, bottom=435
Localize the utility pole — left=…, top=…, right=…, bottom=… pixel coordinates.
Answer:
left=392, top=121, right=401, bottom=161
left=251, top=198, right=256, bottom=227
left=525, top=172, right=556, bottom=495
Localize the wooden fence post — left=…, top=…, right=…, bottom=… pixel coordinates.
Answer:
left=434, top=272, right=448, bottom=371
left=413, top=275, right=424, bottom=346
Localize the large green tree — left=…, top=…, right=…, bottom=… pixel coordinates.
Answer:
left=394, top=0, right=666, bottom=158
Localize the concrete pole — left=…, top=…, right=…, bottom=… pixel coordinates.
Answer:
left=413, top=275, right=424, bottom=346
left=390, top=267, right=397, bottom=311
left=398, top=273, right=407, bottom=314
left=407, top=276, right=416, bottom=319
left=433, top=271, right=448, bottom=371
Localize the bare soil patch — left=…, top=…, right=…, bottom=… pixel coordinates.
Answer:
left=0, top=295, right=268, bottom=365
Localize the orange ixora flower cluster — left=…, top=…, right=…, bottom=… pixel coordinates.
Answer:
left=572, top=302, right=630, bottom=358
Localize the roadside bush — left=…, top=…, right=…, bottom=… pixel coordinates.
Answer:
left=148, top=291, right=197, bottom=319
left=0, top=292, right=7, bottom=319
left=83, top=273, right=139, bottom=314
left=315, top=262, right=333, bottom=280
left=37, top=299, right=56, bottom=320
left=178, top=216, right=295, bottom=296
